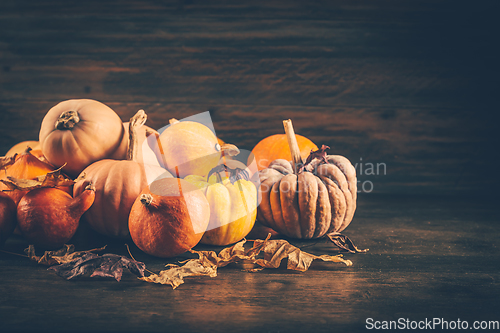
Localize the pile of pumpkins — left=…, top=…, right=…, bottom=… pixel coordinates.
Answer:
left=0, top=99, right=358, bottom=258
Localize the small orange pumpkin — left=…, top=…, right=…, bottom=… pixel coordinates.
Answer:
left=17, top=186, right=95, bottom=249
left=129, top=177, right=210, bottom=258
left=0, top=192, right=16, bottom=248
left=250, top=133, right=318, bottom=171
left=5, top=141, right=40, bottom=157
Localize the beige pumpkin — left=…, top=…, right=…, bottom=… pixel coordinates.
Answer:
left=39, top=99, right=127, bottom=177
left=73, top=110, right=171, bottom=238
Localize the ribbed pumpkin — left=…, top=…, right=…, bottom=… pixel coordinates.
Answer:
left=250, top=133, right=318, bottom=171
left=39, top=99, right=127, bottom=177
left=184, top=163, right=258, bottom=246
left=257, top=120, right=357, bottom=239
left=152, top=118, right=239, bottom=179
left=73, top=110, right=172, bottom=238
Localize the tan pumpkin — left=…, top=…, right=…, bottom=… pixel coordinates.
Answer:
left=257, top=120, right=357, bottom=239
left=39, top=99, right=127, bottom=177
left=73, top=110, right=172, bottom=238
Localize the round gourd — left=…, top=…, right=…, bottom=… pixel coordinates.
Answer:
left=184, top=163, right=258, bottom=246
left=0, top=192, right=16, bottom=248
left=129, top=177, right=210, bottom=258
left=152, top=119, right=238, bottom=179
left=251, top=133, right=318, bottom=171
left=39, top=99, right=127, bottom=177
left=257, top=120, right=357, bottom=238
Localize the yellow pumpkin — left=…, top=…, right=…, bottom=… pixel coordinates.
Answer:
left=151, top=118, right=239, bottom=179
left=184, top=165, right=257, bottom=246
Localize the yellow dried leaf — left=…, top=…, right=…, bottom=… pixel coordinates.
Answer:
left=140, top=259, right=218, bottom=289
left=140, top=234, right=352, bottom=289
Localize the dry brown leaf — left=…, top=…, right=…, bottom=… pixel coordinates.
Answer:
left=326, top=232, right=369, bottom=253
left=139, top=259, right=218, bottom=289
left=141, top=234, right=352, bottom=289
left=0, top=154, right=16, bottom=170
left=25, top=244, right=107, bottom=266
left=1, top=167, right=85, bottom=191
left=252, top=238, right=352, bottom=271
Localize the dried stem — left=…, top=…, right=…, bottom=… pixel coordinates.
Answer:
left=127, top=110, right=147, bottom=162
left=125, top=244, right=156, bottom=275
left=55, top=110, right=80, bottom=130
left=283, top=119, right=303, bottom=174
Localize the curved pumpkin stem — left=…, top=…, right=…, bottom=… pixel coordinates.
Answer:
left=127, top=110, right=147, bottom=162
left=283, top=119, right=304, bottom=174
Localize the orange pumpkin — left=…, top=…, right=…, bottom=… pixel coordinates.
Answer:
left=5, top=141, right=40, bottom=157
left=129, top=177, right=210, bottom=258
left=0, top=192, right=16, bottom=248
left=73, top=110, right=171, bottom=238
left=250, top=134, right=318, bottom=171
left=39, top=99, right=127, bottom=177
left=17, top=186, right=95, bottom=249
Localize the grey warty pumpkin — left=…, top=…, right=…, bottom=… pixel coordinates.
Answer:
left=256, top=120, right=357, bottom=239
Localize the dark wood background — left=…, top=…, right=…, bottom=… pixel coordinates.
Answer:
left=1, top=1, right=499, bottom=332
left=1, top=0, right=498, bottom=196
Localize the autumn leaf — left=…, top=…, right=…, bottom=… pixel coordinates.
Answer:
left=48, top=253, right=145, bottom=282
left=0, top=167, right=85, bottom=191
left=139, top=259, right=218, bottom=289
left=141, top=234, right=352, bottom=289
left=25, top=244, right=107, bottom=266
left=0, top=154, right=16, bottom=170
left=326, top=233, right=369, bottom=253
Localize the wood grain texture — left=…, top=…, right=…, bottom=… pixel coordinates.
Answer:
left=1, top=193, right=499, bottom=332
left=1, top=0, right=497, bottom=196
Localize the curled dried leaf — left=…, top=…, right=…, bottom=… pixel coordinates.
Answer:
left=25, top=244, right=107, bottom=266
left=48, top=253, right=145, bottom=282
left=139, top=260, right=217, bottom=289
left=0, top=167, right=85, bottom=191
left=326, top=232, right=369, bottom=253
left=0, top=154, right=17, bottom=169
left=141, top=234, right=352, bottom=289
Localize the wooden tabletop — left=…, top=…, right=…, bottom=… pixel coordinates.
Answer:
left=1, top=1, right=499, bottom=332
